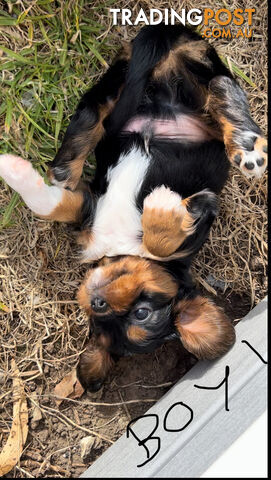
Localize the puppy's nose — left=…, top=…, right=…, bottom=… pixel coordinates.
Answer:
left=91, top=296, right=108, bottom=313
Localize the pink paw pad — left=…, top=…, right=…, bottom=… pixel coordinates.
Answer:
left=36, top=177, right=44, bottom=187
left=0, top=153, right=37, bottom=190
left=11, top=157, right=31, bottom=171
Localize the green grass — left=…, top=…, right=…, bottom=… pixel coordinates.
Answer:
left=0, top=0, right=117, bottom=227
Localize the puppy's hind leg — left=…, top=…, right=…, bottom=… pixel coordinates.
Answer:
left=207, top=76, right=267, bottom=178
left=0, top=154, right=85, bottom=222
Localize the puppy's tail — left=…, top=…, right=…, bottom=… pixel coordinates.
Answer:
left=105, top=24, right=186, bottom=135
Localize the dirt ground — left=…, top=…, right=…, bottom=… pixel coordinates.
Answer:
left=0, top=0, right=267, bottom=478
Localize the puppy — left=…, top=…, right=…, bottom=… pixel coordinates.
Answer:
left=0, top=25, right=267, bottom=391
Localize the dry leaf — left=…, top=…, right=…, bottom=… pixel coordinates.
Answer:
left=80, top=436, right=95, bottom=459
left=70, top=377, right=85, bottom=401
left=54, top=369, right=84, bottom=406
left=0, top=359, right=28, bottom=476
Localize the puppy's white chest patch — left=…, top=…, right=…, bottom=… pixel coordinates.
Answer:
left=82, top=148, right=150, bottom=262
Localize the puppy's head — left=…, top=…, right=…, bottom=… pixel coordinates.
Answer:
left=78, top=256, right=178, bottom=355
left=77, top=256, right=235, bottom=359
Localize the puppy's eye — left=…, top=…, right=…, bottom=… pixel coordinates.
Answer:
left=134, top=308, right=151, bottom=320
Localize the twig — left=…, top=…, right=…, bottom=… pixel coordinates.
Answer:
left=22, top=459, right=70, bottom=476
left=118, top=389, right=131, bottom=421
left=32, top=300, right=79, bottom=308
left=47, top=394, right=157, bottom=407
left=15, top=466, right=34, bottom=478
left=139, top=381, right=174, bottom=389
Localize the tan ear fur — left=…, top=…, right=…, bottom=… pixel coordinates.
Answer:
left=174, top=296, right=235, bottom=359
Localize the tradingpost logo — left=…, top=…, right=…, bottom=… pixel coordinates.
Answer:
left=110, top=8, right=256, bottom=39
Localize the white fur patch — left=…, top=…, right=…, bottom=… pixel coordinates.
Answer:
left=0, top=154, right=63, bottom=215
left=88, top=267, right=107, bottom=290
left=143, top=185, right=184, bottom=214
left=82, top=148, right=150, bottom=261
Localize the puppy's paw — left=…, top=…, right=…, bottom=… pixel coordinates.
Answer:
left=0, top=154, right=34, bottom=189
left=142, top=186, right=185, bottom=257
left=143, top=185, right=184, bottom=213
left=0, top=154, right=65, bottom=216
left=231, top=135, right=267, bottom=178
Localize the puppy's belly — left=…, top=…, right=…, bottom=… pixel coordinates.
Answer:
left=123, top=114, right=213, bottom=142
left=81, top=147, right=149, bottom=262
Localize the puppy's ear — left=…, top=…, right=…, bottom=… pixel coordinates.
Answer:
left=174, top=296, right=235, bottom=359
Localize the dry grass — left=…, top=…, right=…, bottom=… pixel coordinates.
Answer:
left=0, top=0, right=267, bottom=477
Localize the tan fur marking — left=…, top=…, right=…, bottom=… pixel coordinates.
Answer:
left=175, top=296, right=235, bottom=360
left=220, top=116, right=234, bottom=145
left=68, top=154, right=89, bottom=191
left=127, top=325, right=148, bottom=342
left=153, top=40, right=209, bottom=80
left=79, top=257, right=178, bottom=314
left=153, top=50, right=178, bottom=79
left=254, top=136, right=267, bottom=152
left=77, top=281, right=91, bottom=315
left=40, top=189, right=84, bottom=222
left=142, top=207, right=185, bottom=257
left=210, top=115, right=239, bottom=163
left=142, top=199, right=196, bottom=258
left=101, top=257, right=178, bottom=312
left=254, top=136, right=267, bottom=165
left=78, top=342, right=113, bottom=384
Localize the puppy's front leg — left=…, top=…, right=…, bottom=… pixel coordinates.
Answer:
left=0, top=154, right=85, bottom=222
left=77, top=339, right=115, bottom=392
left=49, top=51, right=131, bottom=191
left=142, top=186, right=218, bottom=259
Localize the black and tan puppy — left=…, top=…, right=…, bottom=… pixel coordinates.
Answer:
left=0, top=25, right=267, bottom=391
